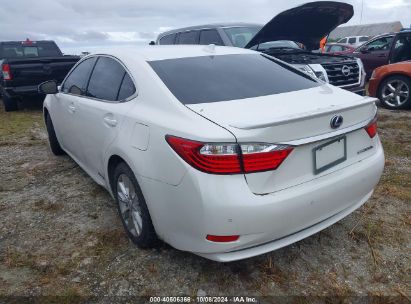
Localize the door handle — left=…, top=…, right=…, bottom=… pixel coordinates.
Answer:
left=104, top=116, right=118, bottom=127
left=68, top=103, right=76, bottom=113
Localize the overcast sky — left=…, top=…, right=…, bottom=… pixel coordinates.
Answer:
left=0, top=0, right=410, bottom=54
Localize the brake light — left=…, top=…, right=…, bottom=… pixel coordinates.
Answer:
left=166, top=136, right=293, bottom=175
left=2, top=64, right=12, bottom=81
left=206, top=235, right=239, bottom=242
left=365, top=117, right=377, bottom=138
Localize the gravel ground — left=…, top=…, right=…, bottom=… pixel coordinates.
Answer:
left=0, top=100, right=410, bottom=303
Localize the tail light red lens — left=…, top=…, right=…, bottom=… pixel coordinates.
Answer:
left=2, top=64, right=12, bottom=81
left=365, top=117, right=377, bottom=138
left=166, top=136, right=293, bottom=175
left=206, top=235, right=239, bottom=242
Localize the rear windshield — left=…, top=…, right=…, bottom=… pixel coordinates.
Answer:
left=149, top=54, right=319, bottom=104
left=0, top=42, right=62, bottom=58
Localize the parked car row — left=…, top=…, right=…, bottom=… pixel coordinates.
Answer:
left=157, top=2, right=367, bottom=96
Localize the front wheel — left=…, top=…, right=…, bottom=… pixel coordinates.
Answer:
left=113, top=162, right=159, bottom=248
left=378, top=76, right=411, bottom=109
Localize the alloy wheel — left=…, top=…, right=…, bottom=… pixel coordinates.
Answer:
left=117, top=174, right=143, bottom=237
left=381, top=79, right=410, bottom=108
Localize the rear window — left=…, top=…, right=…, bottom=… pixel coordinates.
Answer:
left=0, top=42, right=62, bottom=58
left=149, top=54, right=319, bottom=104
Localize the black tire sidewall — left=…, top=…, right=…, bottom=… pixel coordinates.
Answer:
left=378, top=76, right=411, bottom=110
left=113, top=162, right=158, bottom=248
left=46, top=114, right=65, bottom=155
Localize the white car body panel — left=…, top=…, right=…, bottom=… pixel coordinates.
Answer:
left=43, top=45, right=384, bottom=261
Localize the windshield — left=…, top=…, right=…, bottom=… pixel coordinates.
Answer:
left=223, top=26, right=262, bottom=48
left=149, top=54, right=319, bottom=105
left=0, top=42, right=62, bottom=58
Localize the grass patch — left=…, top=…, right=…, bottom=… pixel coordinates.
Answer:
left=0, top=107, right=43, bottom=142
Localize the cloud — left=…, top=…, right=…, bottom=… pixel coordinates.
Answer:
left=0, top=0, right=409, bottom=54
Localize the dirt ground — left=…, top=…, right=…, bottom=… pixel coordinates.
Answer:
left=0, top=100, right=410, bottom=303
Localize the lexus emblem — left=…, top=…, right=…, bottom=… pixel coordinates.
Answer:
left=341, top=65, right=351, bottom=76
left=330, top=115, right=344, bottom=129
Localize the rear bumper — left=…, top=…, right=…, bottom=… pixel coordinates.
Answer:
left=140, top=138, right=384, bottom=262
left=3, top=85, right=41, bottom=97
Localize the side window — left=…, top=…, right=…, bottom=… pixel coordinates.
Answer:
left=359, top=36, right=369, bottom=42
left=159, top=34, right=176, bottom=45
left=392, top=35, right=411, bottom=63
left=339, top=38, right=347, bottom=43
left=87, top=57, right=126, bottom=101
left=118, top=73, right=136, bottom=101
left=62, top=57, right=97, bottom=95
left=365, top=37, right=394, bottom=52
left=199, top=30, right=224, bottom=45
left=348, top=37, right=356, bottom=44
left=177, top=31, right=199, bottom=45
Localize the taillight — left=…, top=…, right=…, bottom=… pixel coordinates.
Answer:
left=365, top=116, right=377, bottom=138
left=166, top=136, right=293, bottom=175
left=206, top=235, right=239, bottom=242
left=2, top=64, right=12, bottom=81
left=240, top=144, right=294, bottom=173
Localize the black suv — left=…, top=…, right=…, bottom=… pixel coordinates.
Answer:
left=156, top=1, right=366, bottom=95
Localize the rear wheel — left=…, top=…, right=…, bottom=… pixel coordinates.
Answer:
left=45, top=114, right=65, bottom=155
left=2, top=93, right=18, bottom=112
left=113, top=162, right=159, bottom=248
left=378, top=76, right=411, bottom=109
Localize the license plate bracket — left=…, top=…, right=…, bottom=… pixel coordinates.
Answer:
left=313, top=136, right=347, bottom=175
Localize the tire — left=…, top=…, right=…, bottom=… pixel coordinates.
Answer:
left=45, top=114, right=65, bottom=155
left=113, top=162, right=159, bottom=248
left=2, top=94, right=18, bottom=112
left=378, top=75, right=411, bottom=110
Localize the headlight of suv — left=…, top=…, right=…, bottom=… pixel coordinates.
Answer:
left=294, top=64, right=317, bottom=79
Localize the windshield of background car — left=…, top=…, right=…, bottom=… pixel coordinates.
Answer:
left=0, top=42, right=62, bottom=58
left=223, top=27, right=262, bottom=47
left=149, top=54, right=320, bottom=104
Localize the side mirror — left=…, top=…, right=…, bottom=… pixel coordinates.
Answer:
left=38, top=80, right=58, bottom=94
left=360, top=48, right=370, bottom=54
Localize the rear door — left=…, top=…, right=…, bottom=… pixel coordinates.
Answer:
left=74, top=56, right=137, bottom=178
left=389, top=32, right=411, bottom=63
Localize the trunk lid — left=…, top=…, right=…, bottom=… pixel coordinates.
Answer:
left=187, top=85, right=378, bottom=194
left=245, top=1, right=354, bottom=50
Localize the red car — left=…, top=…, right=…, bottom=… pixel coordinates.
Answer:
left=324, top=43, right=355, bottom=55
left=368, top=61, right=411, bottom=109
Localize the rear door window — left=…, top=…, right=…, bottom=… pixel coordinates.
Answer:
left=199, top=30, right=224, bottom=45
left=62, top=57, right=97, bottom=95
left=177, top=31, right=200, bottom=45
left=149, top=54, right=319, bottom=104
left=159, top=34, right=176, bottom=45
left=87, top=57, right=126, bottom=101
left=117, top=73, right=136, bottom=101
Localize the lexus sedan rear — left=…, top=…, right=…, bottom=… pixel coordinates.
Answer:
left=41, top=46, right=384, bottom=262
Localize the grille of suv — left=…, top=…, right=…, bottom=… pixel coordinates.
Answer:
left=322, top=61, right=360, bottom=87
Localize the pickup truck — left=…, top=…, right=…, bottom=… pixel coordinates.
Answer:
left=0, top=40, right=79, bottom=111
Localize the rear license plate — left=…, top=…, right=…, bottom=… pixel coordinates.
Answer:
left=313, top=136, right=347, bottom=175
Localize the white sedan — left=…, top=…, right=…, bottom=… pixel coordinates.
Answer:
left=40, top=45, right=384, bottom=262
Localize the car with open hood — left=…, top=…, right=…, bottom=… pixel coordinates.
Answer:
left=156, top=1, right=366, bottom=95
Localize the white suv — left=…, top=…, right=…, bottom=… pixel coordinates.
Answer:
left=40, top=46, right=384, bottom=262
left=337, top=36, right=370, bottom=47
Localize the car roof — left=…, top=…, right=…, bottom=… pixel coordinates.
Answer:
left=87, top=45, right=257, bottom=62
left=158, top=23, right=262, bottom=38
